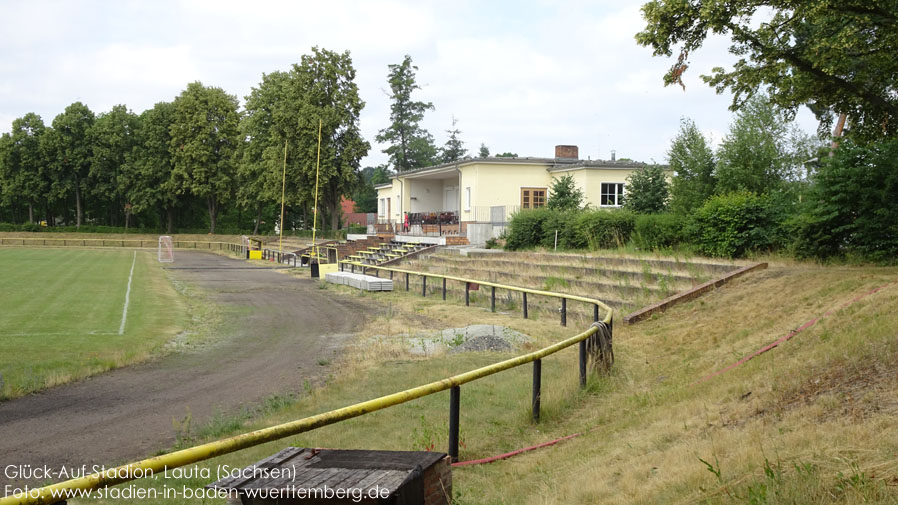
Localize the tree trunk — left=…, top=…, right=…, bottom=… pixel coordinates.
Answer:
left=74, top=178, right=83, bottom=228
left=28, top=203, right=34, bottom=224
left=207, top=196, right=217, bottom=234
left=166, top=207, right=175, bottom=234
left=330, top=201, right=339, bottom=231
left=252, top=205, right=262, bottom=235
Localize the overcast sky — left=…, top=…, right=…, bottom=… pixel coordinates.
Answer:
left=0, top=0, right=820, bottom=167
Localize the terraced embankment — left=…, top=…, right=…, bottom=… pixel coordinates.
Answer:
left=400, top=250, right=742, bottom=318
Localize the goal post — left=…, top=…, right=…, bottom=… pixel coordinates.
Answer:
left=158, top=236, right=174, bottom=263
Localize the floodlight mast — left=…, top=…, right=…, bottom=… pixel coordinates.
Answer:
left=311, top=119, right=322, bottom=263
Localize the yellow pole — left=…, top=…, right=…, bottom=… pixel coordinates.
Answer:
left=311, top=119, right=322, bottom=261
left=278, top=139, right=288, bottom=254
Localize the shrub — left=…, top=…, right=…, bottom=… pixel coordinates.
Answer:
left=540, top=210, right=586, bottom=249
left=794, top=139, right=898, bottom=262
left=689, top=192, right=786, bottom=258
left=575, top=209, right=636, bottom=250
left=504, top=208, right=553, bottom=250
left=632, top=214, right=685, bottom=250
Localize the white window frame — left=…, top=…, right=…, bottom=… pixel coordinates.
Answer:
left=599, top=182, right=625, bottom=208
left=465, top=187, right=471, bottom=211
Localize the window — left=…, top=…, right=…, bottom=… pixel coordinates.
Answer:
left=521, top=188, right=547, bottom=209
left=465, top=187, right=471, bottom=211
left=378, top=198, right=384, bottom=217
left=600, top=183, right=625, bottom=207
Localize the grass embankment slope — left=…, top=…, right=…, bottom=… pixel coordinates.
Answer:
left=72, top=261, right=898, bottom=505
left=0, top=248, right=188, bottom=399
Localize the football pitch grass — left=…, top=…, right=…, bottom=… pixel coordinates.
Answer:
left=0, top=248, right=186, bottom=399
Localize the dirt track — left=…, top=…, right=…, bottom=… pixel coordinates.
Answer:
left=0, top=251, right=370, bottom=488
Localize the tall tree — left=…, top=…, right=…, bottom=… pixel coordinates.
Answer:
left=239, top=71, right=292, bottom=234
left=624, top=165, right=670, bottom=213
left=125, top=101, right=180, bottom=232
left=636, top=0, right=898, bottom=139
left=170, top=82, right=240, bottom=234
left=376, top=55, right=438, bottom=171
left=42, top=102, right=95, bottom=227
left=478, top=143, right=490, bottom=157
left=292, top=47, right=370, bottom=231
left=352, top=165, right=390, bottom=214
left=0, top=113, right=47, bottom=223
left=89, top=104, right=138, bottom=227
left=441, top=116, right=467, bottom=163
left=668, top=118, right=716, bottom=214
left=715, top=95, right=801, bottom=194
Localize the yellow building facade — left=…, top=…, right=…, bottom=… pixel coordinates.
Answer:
left=374, top=145, right=667, bottom=241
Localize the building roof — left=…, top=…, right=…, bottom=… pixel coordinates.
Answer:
left=381, top=156, right=665, bottom=181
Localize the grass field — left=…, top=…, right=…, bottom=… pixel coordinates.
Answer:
left=67, top=261, right=898, bottom=505
left=0, top=248, right=186, bottom=399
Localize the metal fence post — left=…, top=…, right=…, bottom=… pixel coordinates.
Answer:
left=532, top=359, right=541, bottom=423
left=465, top=283, right=470, bottom=306
left=579, top=340, right=587, bottom=388
left=442, top=278, right=447, bottom=300
left=523, top=292, right=528, bottom=319
left=594, top=304, right=599, bottom=323
left=449, top=386, right=460, bottom=462
left=422, top=276, right=426, bottom=297
left=491, top=286, right=496, bottom=312
left=405, top=273, right=409, bottom=291
left=561, top=298, right=567, bottom=326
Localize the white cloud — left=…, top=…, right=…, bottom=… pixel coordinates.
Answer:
left=0, top=0, right=823, bottom=166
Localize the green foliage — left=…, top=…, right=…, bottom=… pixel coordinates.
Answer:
left=89, top=104, right=139, bottom=225
left=170, top=82, right=241, bottom=234
left=126, top=101, right=179, bottom=232
left=632, top=213, right=685, bottom=250
left=375, top=55, right=438, bottom=171
left=505, top=208, right=636, bottom=251
left=690, top=192, right=787, bottom=258
left=293, top=47, right=370, bottom=232
left=43, top=102, right=95, bottom=226
left=636, top=0, right=898, bottom=140
left=715, top=95, right=803, bottom=195
left=624, top=164, right=669, bottom=213
left=504, top=208, right=553, bottom=250
left=478, top=143, right=490, bottom=157
left=540, top=210, right=585, bottom=249
left=795, top=139, right=898, bottom=262
left=352, top=165, right=390, bottom=213
left=440, top=116, right=467, bottom=163
left=668, top=117, right=716, bottom=214
left=575, top=209, right=636, bottom=249
left=547, top=174, right=584, bottom=211
left=496, top=152, right=517, bottom=158
left=0, top=113, right=47, bottom=222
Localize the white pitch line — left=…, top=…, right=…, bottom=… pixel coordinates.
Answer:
left=119, top=251, right=137, bottom=335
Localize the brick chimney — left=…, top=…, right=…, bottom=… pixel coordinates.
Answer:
left=555, top=145, right=579, bottom=159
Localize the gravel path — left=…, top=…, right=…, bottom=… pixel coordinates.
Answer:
left=0, top=251, right=370, bottom=489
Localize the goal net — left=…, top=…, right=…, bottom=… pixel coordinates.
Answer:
left=158, top=236, right=174, bottom=263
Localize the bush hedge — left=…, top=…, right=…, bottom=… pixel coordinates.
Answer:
left=689, top=192, right=786, bottom=258
left=505, top=208, right=635, bottom=251
left=632, top=213, right=685, bottom=250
